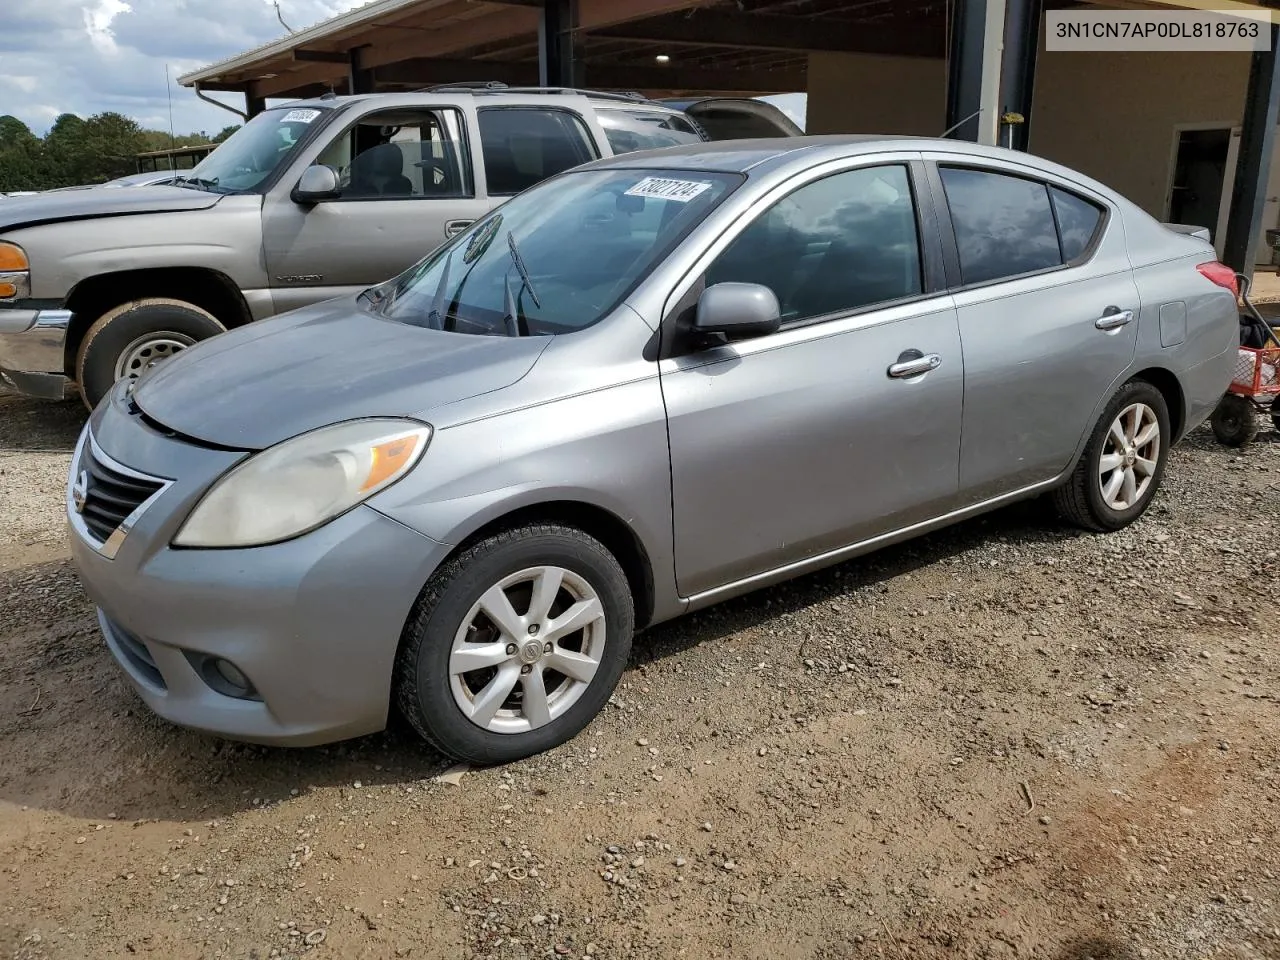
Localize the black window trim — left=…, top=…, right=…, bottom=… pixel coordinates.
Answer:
left=928, top=159, right=1111, bottom=294
left=658, top=156, right=951, bottom=359
left=475, top=104, right=602, bottom=197
left=309, top=104, right=477, bottom=202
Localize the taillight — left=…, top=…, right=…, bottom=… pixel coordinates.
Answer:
left=1197, top=261, right=1239, bottom=298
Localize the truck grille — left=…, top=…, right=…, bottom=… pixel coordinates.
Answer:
left=78, top=441, right=165, bottom=544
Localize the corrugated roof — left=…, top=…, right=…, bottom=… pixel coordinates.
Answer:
left=176, top=0, right=444, bottom=86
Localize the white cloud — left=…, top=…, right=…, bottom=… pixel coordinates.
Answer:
left=83, top=0, right=133, bottom=55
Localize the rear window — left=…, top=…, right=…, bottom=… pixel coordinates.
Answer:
left=598, top=111, right=703, bottom=155
left=477, top=107, right=598, bottom=196
left=1051, top=187, right=1105, bottom=261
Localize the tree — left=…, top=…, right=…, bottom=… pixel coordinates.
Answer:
left=0, top=115, right=42, bottom=192
left=214, top=124, right=241, bottom=143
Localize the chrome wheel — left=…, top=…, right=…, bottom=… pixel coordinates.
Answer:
left=113, top=332, right=196, bottom=381
left=1097, top=402, right=1160, bottom=511
left=449, top=565, right=606, bottom=734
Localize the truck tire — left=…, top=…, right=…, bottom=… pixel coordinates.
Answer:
left=76, top=298, right=225, bottom=411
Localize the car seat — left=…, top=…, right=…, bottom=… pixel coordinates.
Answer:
left=347, top=143, right=413, bottom=197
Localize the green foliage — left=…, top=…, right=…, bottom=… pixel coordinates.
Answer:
left=0, top=112, right=224, bottom=192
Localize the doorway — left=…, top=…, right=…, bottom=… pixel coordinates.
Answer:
left=1167, top=127, right=1231, bottom=246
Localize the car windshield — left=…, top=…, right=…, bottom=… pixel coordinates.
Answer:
left=180, top=106, right=330, bottom=194
left=376, top=167, right=741, bottom=336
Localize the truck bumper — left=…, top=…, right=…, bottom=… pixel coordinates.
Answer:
left=0, top=306, right=73, bottom=399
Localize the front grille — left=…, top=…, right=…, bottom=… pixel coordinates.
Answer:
left=79, top=442, right=164, bottom=543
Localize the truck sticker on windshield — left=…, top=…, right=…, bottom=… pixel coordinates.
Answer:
left=282, top=109, right=321, bottom=124
left=624, top=177, right=713, bottom=203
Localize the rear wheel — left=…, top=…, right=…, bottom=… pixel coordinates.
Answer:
left=76, top=298, right=224, bottom=410
left=394, top=524, right=634, bottom=765
left=1211, top=394, right=1258, bottom=448
left=1053, top=380, right=1170, bottom=532
left=1270, top=395, right=1280, bottom=434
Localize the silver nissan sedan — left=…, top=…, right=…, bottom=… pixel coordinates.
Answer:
left=67, top=136, right=1238, bottom=764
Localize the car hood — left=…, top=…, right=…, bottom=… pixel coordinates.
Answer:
left=130, top=298, right=550, bottom=450
left=0, top=185, right=221, bottom=232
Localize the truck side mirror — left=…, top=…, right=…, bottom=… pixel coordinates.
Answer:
left=292, top=164, right=341, bottom=204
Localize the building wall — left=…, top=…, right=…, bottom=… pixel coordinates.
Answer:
left=806, top=48, right=1251, bottom=221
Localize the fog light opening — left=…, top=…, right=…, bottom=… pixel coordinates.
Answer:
left=200, top=656, right=260, bottom=700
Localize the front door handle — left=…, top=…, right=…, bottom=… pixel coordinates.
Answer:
left=887, top=351, right=942, bottom=379
left=1094, top=307, right=1134, bottom=331
left=444, top=219, right=473, bottom=238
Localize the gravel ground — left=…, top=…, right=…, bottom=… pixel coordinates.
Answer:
left=1, top=387, right=1278, bottom=960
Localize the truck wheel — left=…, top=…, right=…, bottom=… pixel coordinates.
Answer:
left=76, top=298, right=225, bottom=410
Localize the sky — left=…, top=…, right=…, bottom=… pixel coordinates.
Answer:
left=0, top=0, right=806, bottom=137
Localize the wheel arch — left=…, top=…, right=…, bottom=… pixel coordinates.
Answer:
left=433, top=499, right=658, bottom=631
left=1129, top=366, right=1187, bottom=441
left=63, top=267, right=252, bottom=376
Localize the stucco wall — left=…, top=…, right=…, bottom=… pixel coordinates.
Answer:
left=805, top=47, right=1251, bottom=220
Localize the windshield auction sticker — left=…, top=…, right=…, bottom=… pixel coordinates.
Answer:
left=282, top=109, right=322, bottom=124
left=625, top=177, right=713, bottom=203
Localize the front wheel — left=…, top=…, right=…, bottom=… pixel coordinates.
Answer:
left=394, top=524, right=634, bottom=765
left=1053, top=380, right=1170, bottom=532
left=76, top=298, right=225, bottom=410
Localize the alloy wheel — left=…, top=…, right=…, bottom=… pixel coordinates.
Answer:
left=1097, top=401, right=1160, bottom=511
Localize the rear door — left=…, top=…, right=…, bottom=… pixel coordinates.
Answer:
left=923, top=153, right=1140, bottom=503
left=262, top=102, right=490, bottom=312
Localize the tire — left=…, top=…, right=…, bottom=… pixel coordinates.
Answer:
left=1053, top=380, right=1171, bottom=533
left=1270, top=395, right=1280, bottom=434
left=394, top=524, right=634, bottom=765
left=1211, top=394, right=1258, bottom=448
left=76, top=298, right=225, bottom=411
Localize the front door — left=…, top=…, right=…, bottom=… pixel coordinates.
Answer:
left=660, top=161, right=964, bottom=598
left=263, top=105, right=492, bottom=313
left=928, top=159, right=1141, bottom=502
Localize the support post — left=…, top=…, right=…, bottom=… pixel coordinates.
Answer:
left=349, top=47, right=375, bottom=94
left=245, top=90, right=266, bottom=118
left=539, top=0, right=581, bottom=88
left=946, top=0, right=1003, bottom=143
left=998, top=0, right=1041, bottom=151
left=1223, top=23, right=1280, bottom=279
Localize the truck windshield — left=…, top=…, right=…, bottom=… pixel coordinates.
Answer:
left=180, top=107, right=330, bottom=194
left=376, top=167, right=742, bottom=336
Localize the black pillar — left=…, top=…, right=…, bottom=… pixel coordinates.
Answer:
left=539, top=0, right=581, bottom=88
left=945, top=0, right=988, bottom=141
left=997, top=0, right=1041, bottom=151
left=245, top=91, right=266, bottom=118
left=349, top=47, right=375, bottom=94
left=1223, top=23, right=1280, bottom=277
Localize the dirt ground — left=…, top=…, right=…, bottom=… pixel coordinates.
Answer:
left=1, top=387, right=1278, bottom=960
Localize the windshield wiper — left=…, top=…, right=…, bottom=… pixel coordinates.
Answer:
left=506, top=231, right=542, bottom=310
left=175, top=175, right=221, bottom=193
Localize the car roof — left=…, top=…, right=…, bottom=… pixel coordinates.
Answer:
left=577, top=135, right=1127, bottom=199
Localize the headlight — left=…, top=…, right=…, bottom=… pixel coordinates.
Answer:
left=172, top=419, right=431, bottom=548
left=0, top=241, right=30, bottom=301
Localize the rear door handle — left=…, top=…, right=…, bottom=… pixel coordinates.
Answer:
left=1094, top=307, right=1134, bottom=331
left=444, top=219, right=473, bottom=238
left=887, top=352, right=942, bottom=379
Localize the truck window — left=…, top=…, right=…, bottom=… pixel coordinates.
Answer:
left=315, top=108, right=473, bottom=200
left=596, top=112, right=702, bottom=155
left=476, top=107, right=597, bottom=196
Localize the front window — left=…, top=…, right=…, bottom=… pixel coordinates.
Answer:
left=181, top=106, right=330, bottom=194
left=375, top=167, right=742, bottom=336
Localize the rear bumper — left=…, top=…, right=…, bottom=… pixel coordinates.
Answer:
left=0, top=306, right=73, bottom=399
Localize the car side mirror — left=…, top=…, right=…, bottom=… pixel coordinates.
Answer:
left=292, top=164, right=341, bottom=204
left=694, top=282, right=781, bottom=340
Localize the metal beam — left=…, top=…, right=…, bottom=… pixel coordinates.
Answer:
left=245, top=91, right=267, bottom=118
left=374, top=57, right=804, bottom=93
left=540, top=0, right=582, bottom=86
left=1223, top=22, right=1280, bottom=277
left=349, top=46, right=375, bottom=94
left=593, top=10, right=945, bottom=58
left=293, top=49, right=350, bottom=63
left=945, top=0, right=989, bottom=142
left=997, top=0, right=1042, bottom=150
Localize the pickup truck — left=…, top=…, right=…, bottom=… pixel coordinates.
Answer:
left=0, top=86, right=727, bottom=408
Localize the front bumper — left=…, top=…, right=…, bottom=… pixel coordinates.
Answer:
left=68, top=390, right=454, bottom=746
left=0, top=305, right=73, bottom=399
